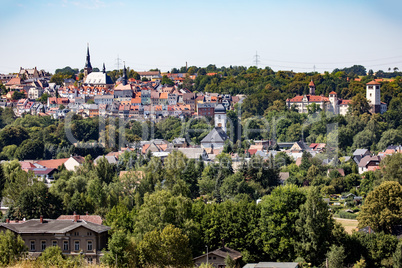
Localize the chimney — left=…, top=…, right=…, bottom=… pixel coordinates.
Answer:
left=368, top=226, right=372, bottom=234
left=86, top=211, right=89, bottom=216
left=40, top=215, right=43, bottom=224
left=74, top=214, right=79, bottom=223
left=6, top=219, right=9, bottom=224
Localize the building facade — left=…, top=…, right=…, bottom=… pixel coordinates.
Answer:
left=0, top=217, right=110, bottom=264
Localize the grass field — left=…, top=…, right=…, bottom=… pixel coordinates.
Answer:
left=334, top=217, right=359, bottom=234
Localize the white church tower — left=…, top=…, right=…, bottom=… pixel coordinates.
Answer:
left=214, top=103, right=227, bottom=133
left=366, top=80, right=381, bottom=113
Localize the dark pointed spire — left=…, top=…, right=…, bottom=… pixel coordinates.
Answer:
left=122, top=61, right=127, bottom=85
left=103, top=63, right=106, bottom=74
left=84, top=43, right=93, bottom=78
left=85, top=43, right=92, bottom=69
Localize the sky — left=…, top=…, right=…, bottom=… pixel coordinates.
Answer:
left=1, top=0, right=402, bottom=74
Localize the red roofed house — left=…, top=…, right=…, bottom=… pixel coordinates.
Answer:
left=286, top=80, right=351, bottom=115
left=35, top=158, right=70, bottom=170
left=64, top=156, right=86, bottom=171
left=358, top=155, right=381, bottom=174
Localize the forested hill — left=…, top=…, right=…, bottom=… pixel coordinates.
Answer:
left=183, top=64, right=402, bottom=117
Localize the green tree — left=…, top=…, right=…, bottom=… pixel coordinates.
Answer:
left=102, top=230, right=137, bottom=267
left=38, top=246, right=65, bottom=267
left=260, top=184, right=306, bottom=261
left=326, top=245, right=345, bottom=268
left=0, top=125, right=29, bottom=147
left=225, top=254, right=236, bottom=268
left=377, top=129, right=402, bottom=151
left=349, top=93, right=371, bottom=116
left=296, top=187, right=335, bottom=265
left=345, top=173, right=361, bottom=192
left=104, top=203, right=136, bottom=234
left=14, top=138, right=44, bottom=160
left=14, top=181, right=62, bottom=220
left=95, top=156, right=116, bottom=184
left=0, top=230, right=27, bottom=266
left=394, top=240, right=402, bottom=268
left=2, top=160, right=31, bottom=206
left=0, top=164, right=5, bottom=202
left=138, top=224, right=192, bottom=268
left=161, top=75, right=174, bottom=86
left=380, top=153, right=402, bottom=184
left=358, top=181, right=402, bottom=233
left=134, top=190, right=192, bottom=237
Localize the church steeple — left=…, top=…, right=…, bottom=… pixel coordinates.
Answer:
left=84, top=43, right=93, bottom=78
left=122, top=61, right=127, bottom=86
left=102, top=63, right=106, bottom=74
left=309, top=79, right=316, bottom=95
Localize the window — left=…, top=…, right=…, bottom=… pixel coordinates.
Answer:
left=87, top=241, right=93, bottom=251
left=52, top=241, right=57, bottom=247
left=30, top=241, right=35, bottom=251
left=87, top=232, right=92, bottom=236
left=74, top=241, right=80, bottom=251
left=87, top=257, right=93, bottom=264
left=63, top=241, right=69, bottom=251
left=41, top=241, right=46, bottom=251
left=74, top=232, right=79, bottom=236
left=370, top=93, right=372, bottom=97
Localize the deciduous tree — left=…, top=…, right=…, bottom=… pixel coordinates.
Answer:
left=358, top=181, right=402, bottom=233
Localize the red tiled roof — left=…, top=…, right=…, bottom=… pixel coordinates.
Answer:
left=339, top=99, right=351, bottom=105
left=57, top=215, right=103, bottom=225
left=309, top=143, right=318, bottom=148
left=36, top=158, right=69, bottom=169
left=288, top=95, right=329, bottom=103
left=329, top=91, right=337, bottom=95
left=367, top=80, right=380, bottom=85
left=309, top=80, right=315, bottom=86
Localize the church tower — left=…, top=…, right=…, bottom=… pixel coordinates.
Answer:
left=121, top=62, right=128, bottom=86
left=309, top=79, right=315, bottom=95
left=84, top=43, right=93, bottom=78
left=214, top=103, right=227, bottom=133
left=366, top=81, right=381, bottom=113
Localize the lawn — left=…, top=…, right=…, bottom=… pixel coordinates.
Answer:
left=334, top=217, right=359, bottom=234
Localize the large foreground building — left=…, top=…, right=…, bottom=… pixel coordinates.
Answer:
left=0, top=215, right=110, bottom=264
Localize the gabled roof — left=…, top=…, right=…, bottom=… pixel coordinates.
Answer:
left=201, top=127, right=228, bottom=144
left=193, top=247, right=242, bottom=261
left=94, top=155, right=118, bottom=165
left=358, top=155, right=381, bottom=167
left=35, top=158, right=69, bottom=169
left=353, top=149, right=370, bottom=156
left=1, top=219, right=109, bottom=234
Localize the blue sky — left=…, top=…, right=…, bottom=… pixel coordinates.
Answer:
left=1, top=0, right=401, bottom=74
